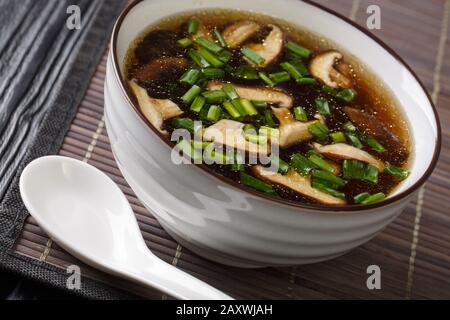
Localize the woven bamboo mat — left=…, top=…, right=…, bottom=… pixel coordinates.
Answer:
left=13, top=0, right=450, bottom=299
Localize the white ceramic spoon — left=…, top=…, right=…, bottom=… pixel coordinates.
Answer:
left=19, top=156, right=232, bottom=300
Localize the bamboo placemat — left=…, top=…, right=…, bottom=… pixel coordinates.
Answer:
left=13, top=0, right=450, bottom=299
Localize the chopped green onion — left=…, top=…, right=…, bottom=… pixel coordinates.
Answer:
left=222, top=84, right=239, bottom=100
left=342, top=160, right=378, bottom=184
left=243, top=123, right=257, bottom=133
left=176, top=139, right=201, bottom=162
left=206, top=105, right=222, bottom=122
left=202, top=68, right=225, bottom=79
left=252, top=100, right=268, bottom=109
left=311, top=181, right=346, bottom=199
left=290, top=154, right=316, bottom=175
left=222, top=101, right=241, bottom=118
left=231, top=151, right=245, bottom=172
left=346, top=133, right=363, bottom=148
left=342, top=160, right=365, bottom=180
left=269, top=71, right=291, bottom=85
left=280, top=62, right=302, bottom=81
left=308, top=122, right=330, bottom=140
left=297, top=78, right=317, bottom=85
left=194, top=36, right=223, bottom=53
left=245, top=133, right=267, bottom=145
left=293, top=106, right=308, bottom=122
left=361, top=193, right=386, bottom=205
left=217, top=50, right=233, bottom=63
left=322, top=85, right=338, bottom=96
left=343, top=121, right=357, bottom=132
left=364, top=165, right=379, bottom=184
left=202, top=90, right=227, bottom=104
left=177, top=38, right=192, bottom=48
left=188, top=49, right=210, bottom=68
left=364, top=136, right=386, bottom=153
left=240, top=99, right=258, bottom=116
left=198, top=47, right=224, bottom=68
left=330, top=131, right=346, bottom=143
left=241, top=47, right=265, bottom=66
left=354, top=192, right=371, bottom=204
left=234, top=65, right=259, bottom=79
left=336, top=88, right=357, bottom=103
left=285, top=41, right=311, bottom=59
left=312, top=170, right=347, bottom=188
left=213, top=28, right=227, bottom=47
left=385, top=163, right=410, bottom=180
left=289, top=61, right=309, bottom=76
left=193, top=140, right=211, bottom=150
left=179, top=69, right=201, bottom=85
left=259, top=126, right=280, bottom=138
left=190, top=96, right=206, bottom=113
left=240, top=171, right=276, bottom=195
left=315, top=98, right=331, bottom=116
left=231, top=99, right=247, bottom=116
left=270, top=155, right=290, bottom=175
left=313, top=178, right=341, bottom=190
left=181, top=85, right=202, bottom=104
left=258, top=72, right=275, bottom=86
left=188, top=17, right=199, bottom=34
left=309, top=154, right=336, bottom=174
left=172, top=118, right=195, bottom=134
left=263, top=109, right=277, bottom=127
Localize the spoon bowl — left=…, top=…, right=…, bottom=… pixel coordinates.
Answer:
left=20, top=156, right=232, bottom=300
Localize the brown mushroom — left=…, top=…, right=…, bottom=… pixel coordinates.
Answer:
left=134, top=57, right=188, bottom=83
left=203, top=120, right=269, bottom=156
left=244, top=24, right=284, bottom=67
left=344, top=107, right=403, bottom=150
left=309, top=51, right=353, bottom=89
left=271, top=108, right=324, bottom=148
left=207, top=81, right=293, bottom=108
left=129, top=81, right=183, bottom=134
left=252, top=166, right=346, bottom=205
left=312, top=142, right=385, bottom=172
left=223, top=21, right=260, bottom=48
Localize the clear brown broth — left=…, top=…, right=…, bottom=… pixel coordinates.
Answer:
left=124, top=9, right=412, bottom=206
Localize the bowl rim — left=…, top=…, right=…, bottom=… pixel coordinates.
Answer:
left=109, top=0, right=442, bottom=213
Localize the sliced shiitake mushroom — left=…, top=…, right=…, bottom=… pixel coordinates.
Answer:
left=312, top=142, right=385, bottom=171
left=252, top=166, right=346, bottom=205
left=271, top=108, right=322, bottom=148
left=203, top=119, right=269, bottom=156
left=309, top=51, right=353, bottom=89
left=223, top=21, right=261, bottom=48
left=344, top=107, right=403, bottom=151
left=129, top=81, right=183, bottom=135
left=244, top=24, right=284, bottom=67
left=134, top=57, right=189, bottom=83
left=207, top=81, right=293, bottom=108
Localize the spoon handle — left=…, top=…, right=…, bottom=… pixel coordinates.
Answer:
left=126, top=253, right=233, bottom=300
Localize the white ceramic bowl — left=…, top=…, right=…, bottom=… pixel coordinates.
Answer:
left=104, top=0, right=441, bottom=267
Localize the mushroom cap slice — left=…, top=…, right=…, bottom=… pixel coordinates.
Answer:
left=344, top=107, right=404, bottom=152
left=129, top=81, right=183, bottom=135
left=203, top=120, right=269, bottom=156
left=223, top=21, right=260, bottom=49
left=271, top=108, right=324, bottom=149
left=244, top=24, right=284, bottom=67
left=207, top=81, right=293, bottom=108
left=309, top=51, right=353, bottom=89
left=252, top=166, right=346, bottom=205
left=134, top=57, right=188, bottom=83
left=312, top=142, right=385, bottom=172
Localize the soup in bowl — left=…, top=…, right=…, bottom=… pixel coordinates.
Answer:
left=104, top=0, right=440, bottom=267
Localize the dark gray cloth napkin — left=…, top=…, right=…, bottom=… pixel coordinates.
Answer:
left=0, top=0, right=137, bottom=299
